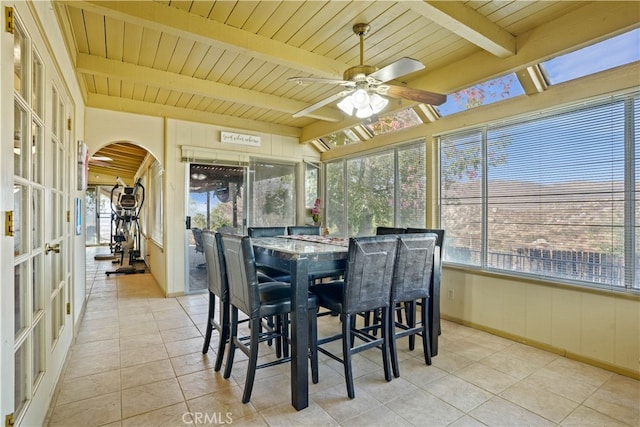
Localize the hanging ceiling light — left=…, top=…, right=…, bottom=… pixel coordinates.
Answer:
left=337, top=88, right=388, bottom=118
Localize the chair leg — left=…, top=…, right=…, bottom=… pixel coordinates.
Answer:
left=381, top=307, right=392, bottom=382
left=202, top=291, right=215, bottom=354
left=341, top=314, right=356, bottom=399
left=223, top=307, right=238, bottom=379
left=214, top=298, right=230, bottom=372
left=389, top=305, right=401, bottom=378
left=242, top=317, right=261, bottom=404
left=420, top=297, right=432, bottom=366
left=309, top=307, right=318, bottom=384
left=407, top=301, right=417, bottom=351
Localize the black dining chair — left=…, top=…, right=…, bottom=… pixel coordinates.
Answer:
left=247, top=226, right=290, bottom=281
left=221, top=233, right=319, bottom=404
left=309, top=235, right=398, bottom=399
left=287, top=225, right=321, bottom=235
left=247, top=226, right=287, bottom=238
left=201, top=231, right=230, bottom=371
left=388, top=233, right=437, bottom=377
left=201, top=231, right=285, bottom=368
left=405, top=228, right=445, bottom=355
left=375, top=226, right=406, bottom=235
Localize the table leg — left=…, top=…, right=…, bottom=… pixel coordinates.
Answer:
left=290, top=257, right=309, bottom=410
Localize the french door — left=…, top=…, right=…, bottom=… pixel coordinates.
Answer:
left=2, top=9, right=73, bottom=426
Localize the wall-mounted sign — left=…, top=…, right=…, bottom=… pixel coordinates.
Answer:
left=221, top=131, right=261, bottom=147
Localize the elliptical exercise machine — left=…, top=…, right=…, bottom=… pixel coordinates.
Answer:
left=106, top=177, right=146, bottom=276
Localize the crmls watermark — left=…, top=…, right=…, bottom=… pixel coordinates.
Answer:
left=182, top=412, right=233, bottom=425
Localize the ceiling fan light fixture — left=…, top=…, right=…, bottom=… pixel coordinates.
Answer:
left=370, top=93, right=388, bottom=114
left=351, top=89, right=370, bottom=109
left=355, top=105, right=374, bottom=118
left=337, top=97, right=355, bottom=116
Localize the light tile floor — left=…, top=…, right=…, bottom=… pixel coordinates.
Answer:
left=45, top=248, right=640, bottom=426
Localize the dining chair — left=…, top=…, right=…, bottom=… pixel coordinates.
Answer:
left=201, top=231, right=284, bottom=368
left=247, top=226, right=290, bottom=281
left=405, top=228, right=445, bottom=355
left=287, top=225, right=321, bottom=235
left=201, top=231, right=230, bottom=371
left=388, top=233, right=437, bottom=377
left=375, top=226, right=406, bottom=235
left=191, top=227, right=206, bottom=269
left=220, top=233, right=319, bottom=404
left=247, top=226, right=287, bottom=238
left=309, top=235, right=398, bottom=399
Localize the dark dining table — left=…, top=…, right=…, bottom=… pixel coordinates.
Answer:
left=252, top=235, right=348, bottom=410
left=251, top=234, right=441, bottom=411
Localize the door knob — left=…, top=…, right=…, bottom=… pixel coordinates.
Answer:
left=45, top=242, right=60, bottom=255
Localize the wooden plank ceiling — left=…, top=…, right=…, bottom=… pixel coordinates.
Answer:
left=54, top=0, right=588, bottom=179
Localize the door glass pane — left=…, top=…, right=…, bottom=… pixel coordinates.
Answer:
left=51, top=88, right=59, bottom=138
left=250, top=162, right=295, bottom=226
left=13, top=24, right=27, bottom=98
left=14, top=341, right=28, bottom=416
left=32, top=187, right=42, bottom=250
left=32, top=120, right=43, bottom=184
left=32, top=319, right=45, bottom=388
left=32, top=53, right=43, bottom=118
left=14, top=102, right=29, bottom=179
left=14, top=262, right=28, bottom=338
left=14, top=184, right=28, bottom=256
left=32, top=254, right=43, bottom=315
left=347, top=152, right=394, bottom=236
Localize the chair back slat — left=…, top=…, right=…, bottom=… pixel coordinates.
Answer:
left=202, top=231, right=228, bottom=300
left=221, top=234, right=262, bottom=319
left=392, top=234, right=437, bottom=303
left=343, top=236, right=397, bottom=314
left=248, top=227, right=286, bottom=238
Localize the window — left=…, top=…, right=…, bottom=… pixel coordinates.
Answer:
left=440, top=92, right=639, bottom=291
left=249, top=161, right=296, bottom=226
left=541, top=28, right=640, bottom=85
left=326, top=141, right=426, bottom=236
left=363, top=108, right=423, bottom=136
left=437, top=72, right=524, bottom=117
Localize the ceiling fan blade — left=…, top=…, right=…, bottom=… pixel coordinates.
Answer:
left=288, top=76, right=353, bottom=86
left=383, top=84, right=447, bottom=106
left=292, top=90, right=354, bottom=118
left=368, top=57, right=425, bottom=83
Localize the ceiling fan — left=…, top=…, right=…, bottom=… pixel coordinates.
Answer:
left=289, top=23, right=446, bottom=119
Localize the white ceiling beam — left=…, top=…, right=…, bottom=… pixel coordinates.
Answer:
left=61, top=0, right=348, bottom=78
left=409, top=0, right=516, bottom=58
left=86, top=93, right=301, bottom=138
left=76, top=53, right=342, bottom=122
